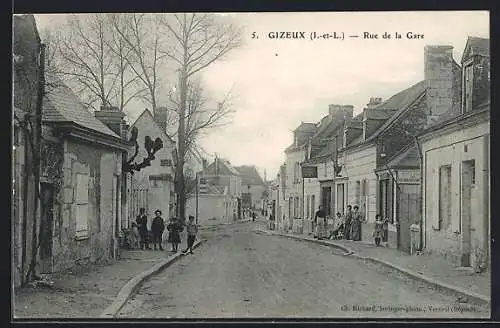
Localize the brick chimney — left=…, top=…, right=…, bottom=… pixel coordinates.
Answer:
left=424, top=45, right=461, bottom=125
left=154, top=106, right=168, bottom=133
left=95, top=105, right=125, bottom=137
left=329, top=104, right=354, bottom=122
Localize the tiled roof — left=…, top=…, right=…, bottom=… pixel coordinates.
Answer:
left=42, top=74, right=120, bottom=138
left=130, top=108, right=176, bottom=144
left=379, top=143, right=420, bottom=170
left=204, top=158, right=240, bottom=176
left=357, top=81, right=426, bottom=144
left=307, top=81, right=425, bottom=162
left=293, top=122, right=317, bottom=133
left=235, top=165, right=265, bottom=186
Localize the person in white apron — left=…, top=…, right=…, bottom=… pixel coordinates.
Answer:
left=314, top=206, right=326, bottom=239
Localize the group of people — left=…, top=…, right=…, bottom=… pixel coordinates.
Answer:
left=313, top=205, right=389, bottom=246
left=131, top=208, right=198, bottom=254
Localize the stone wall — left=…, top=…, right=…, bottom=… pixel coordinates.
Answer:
left=422, top=117, right=489, bottom=267
left=51, top=140, right=120, bottom=272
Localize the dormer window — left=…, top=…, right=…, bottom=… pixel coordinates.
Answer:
left=463, top=63, right=473, bottom=113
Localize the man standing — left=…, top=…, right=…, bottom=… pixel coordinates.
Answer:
left=314, top=205, right=326, bottom=239
left=183, top=215, right=198, bottom=254
left=136, top=208, right=151, bottom=250
left=151, top=209, right=165, bottom=251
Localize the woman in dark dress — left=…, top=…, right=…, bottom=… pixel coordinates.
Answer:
left=136, top=208, right=151, bottom=250
left=344, top=205, right=353, bottom=240
left=167, top=217, right=182, bottom=252
left=351, top=205, right=364, bottom=241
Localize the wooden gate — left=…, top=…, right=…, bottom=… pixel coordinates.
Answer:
left=129, top=188, right=148, bottom=223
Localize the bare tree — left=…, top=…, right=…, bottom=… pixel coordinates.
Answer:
left=52, top=14, right=118, bottom=110
left=111, top=13, right=167, bottom=114
left=159, top=13, right=242, bottom=219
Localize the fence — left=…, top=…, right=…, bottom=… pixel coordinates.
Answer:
left=129, top=188, right=149, bottom=223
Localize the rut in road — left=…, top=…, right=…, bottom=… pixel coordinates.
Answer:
left=118, top=223, right=489, bottom=318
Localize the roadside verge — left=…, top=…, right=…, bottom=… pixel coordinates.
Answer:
left=255, top=228, right=490, bottom=307
left=100, top=239, right=206, bottom=318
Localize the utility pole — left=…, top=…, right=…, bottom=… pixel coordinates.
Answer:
left=195, top=171, right=199, bottom=225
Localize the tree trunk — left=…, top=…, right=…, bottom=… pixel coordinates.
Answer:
left=26, top=44, right=46, bottom=283
left=177, top=67, right=187, bottom=220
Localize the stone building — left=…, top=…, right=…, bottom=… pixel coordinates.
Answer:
left=418, top=37, right=490, bottom=269
left=283, top=122, right=317, bottom=230
left=39, top=75, right=130, bottom=273
left=12, top=14, right=43, bottom=287
left=200, top=157, right=242, bottom=220
left=234, top=165, right=266, bottom=211
left=127, top=108, right=177, bottom=227
left=299, top=42, right=463, bottom=251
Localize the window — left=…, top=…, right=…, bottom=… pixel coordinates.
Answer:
left=306, top=195, right=310, bottom=218
left=438, top=165, right=452, bottom=230
left=75, top=173, right=89, bottom=239
left=463, top=64, right=473, bottom=113
left=311, top=195, right=315, bottom=217
left=294, top=196, right=299, bottom=217
left=160, top=159, right=173, bottom=167
left=355, top=181, right=361, bottom=205
left=380, top=179, right=389, bottom=223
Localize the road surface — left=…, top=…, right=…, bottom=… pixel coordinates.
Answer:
left=117, top=220, right=489, bottom=318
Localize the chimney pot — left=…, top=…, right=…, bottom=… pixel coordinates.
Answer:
left=367, top=97, right=382, bottom=109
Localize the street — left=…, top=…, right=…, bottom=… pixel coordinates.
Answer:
left=117, top=221, right=489, bottom=318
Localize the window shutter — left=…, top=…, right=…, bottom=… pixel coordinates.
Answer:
left=75, top=174, right=89, bottom=204
left=75, top=173, right=89, bottom=236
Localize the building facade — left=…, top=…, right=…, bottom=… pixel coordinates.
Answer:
left=201, top=158, right=243, bottom=220
left=419, top=37, right=490, bottom=269
left=40, top=75, right=130, bottom=274
left=127, top=108, right=177, bottom=227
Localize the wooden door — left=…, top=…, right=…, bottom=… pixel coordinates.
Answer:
left=398, top=184, right=420, bottom=253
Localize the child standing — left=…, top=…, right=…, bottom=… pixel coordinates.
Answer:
left=183, top=215, right=198, bottom=254
left=167, top=217, right=182, bottom=252
left=373, top=214, right=384, bottom=246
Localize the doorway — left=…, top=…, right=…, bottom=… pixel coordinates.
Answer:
left=39, top=182, right=55, bottom=273
left=321, top=187, right=332, bottom=216
left=461, top=160, right=475, bottom=267
left=397, top=184, right=420, bottom=253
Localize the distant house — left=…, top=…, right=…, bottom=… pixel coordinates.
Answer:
left=185, top=182, right=233, bottom=223
left=127, top=108, right=177, bottom=227
left=234, top=165, right=266, bottom=211
left=199, top=157, right=242, bottom=220
left=418, top=37, right=490, bottom=268
left=283, top=122, right=318, bottom=229
left=303, top=105, right=353, bottom=226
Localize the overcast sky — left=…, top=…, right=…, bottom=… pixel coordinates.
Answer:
left=34, top=11, right=489, bottom=179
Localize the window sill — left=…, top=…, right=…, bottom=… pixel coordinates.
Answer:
left=75, top=231, right=89, bottom=241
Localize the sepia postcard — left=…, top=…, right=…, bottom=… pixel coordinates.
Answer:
left=11, top=10, right=491, bottom=320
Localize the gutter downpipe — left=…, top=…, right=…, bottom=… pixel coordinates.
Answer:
left=414, top=135, right=424, bottom=251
